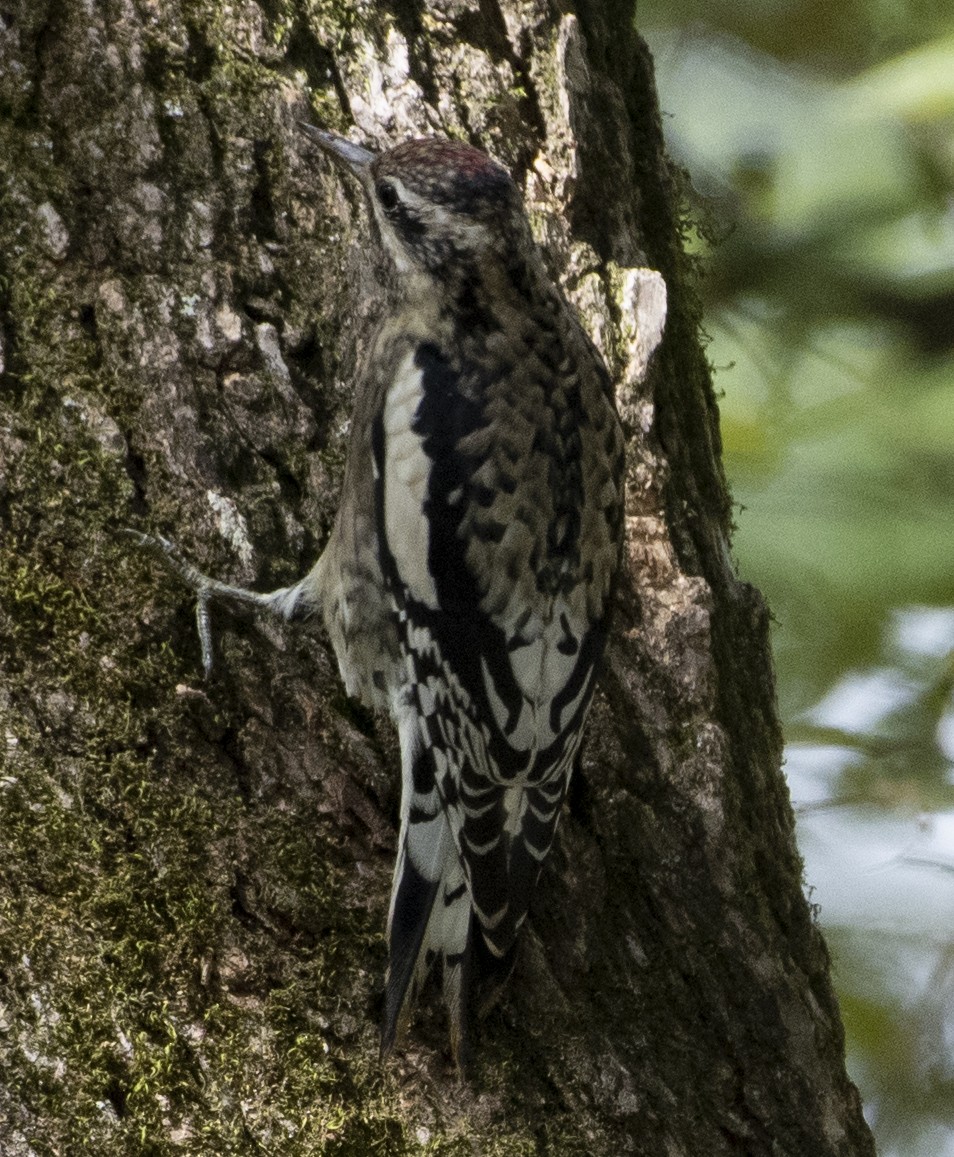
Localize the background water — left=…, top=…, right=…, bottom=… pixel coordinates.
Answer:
left=638, top=3, right=954, bottom=1152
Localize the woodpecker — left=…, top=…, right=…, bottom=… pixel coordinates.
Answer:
left=141, top=125, right=626, bottom=1065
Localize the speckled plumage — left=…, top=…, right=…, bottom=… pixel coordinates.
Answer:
left=299, top=128, right=626, bottom=1064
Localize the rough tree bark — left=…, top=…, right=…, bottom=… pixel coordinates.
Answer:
left=0, top=1, right=875, bottom=1154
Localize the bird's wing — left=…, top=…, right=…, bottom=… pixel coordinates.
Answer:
left=373, top=332, right=617, bottom=1048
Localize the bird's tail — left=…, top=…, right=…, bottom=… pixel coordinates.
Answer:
left=381, top=737, right=573, bottom=1063
left=381, top=735, right=474, bottom=1064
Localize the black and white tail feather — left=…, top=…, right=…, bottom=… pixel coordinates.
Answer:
left=382, top=707, right=577, bottom=1064
left=382, top=720, right=470, bottom=1057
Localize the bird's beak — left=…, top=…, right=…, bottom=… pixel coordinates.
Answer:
left=299, top=122, right=375, bottom=185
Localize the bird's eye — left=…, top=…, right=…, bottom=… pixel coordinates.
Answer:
left=376, top=180, right=399, bottom=211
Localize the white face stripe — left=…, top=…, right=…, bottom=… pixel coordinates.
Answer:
left=371, top=177, right=414, bottom=272
left=383, top=354, right=439, bottom=610
left=371, top=177, right=492, bottom=270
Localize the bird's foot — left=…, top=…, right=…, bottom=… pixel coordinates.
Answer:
left=125, top=530, right=307, bottom=676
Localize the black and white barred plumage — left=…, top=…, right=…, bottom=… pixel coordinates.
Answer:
left=147, top=126, right=626, bottom=1064
left=298, top=127, right=626, bottom=1063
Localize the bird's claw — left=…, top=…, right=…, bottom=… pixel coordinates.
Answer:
left=124, top=529, right=228, bottom=676
left=125, top=529, right=308, bottom=676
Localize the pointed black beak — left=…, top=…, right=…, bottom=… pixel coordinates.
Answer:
left=299, top=122, right=375, bottom=184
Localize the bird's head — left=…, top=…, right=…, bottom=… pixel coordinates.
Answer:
left=302, top=125, right=528, bottom=278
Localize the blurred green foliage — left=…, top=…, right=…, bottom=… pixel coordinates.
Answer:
left=639, top=2, right=954, bottom=1154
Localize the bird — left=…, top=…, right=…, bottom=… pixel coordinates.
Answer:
left=139, top=123, right=626, bottom=1067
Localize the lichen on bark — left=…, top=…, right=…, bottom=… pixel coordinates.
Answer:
left=0, top=1, right=874, bottom=1154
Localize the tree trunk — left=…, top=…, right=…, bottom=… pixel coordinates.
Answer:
left=0, top=1, right=875, bottom=1153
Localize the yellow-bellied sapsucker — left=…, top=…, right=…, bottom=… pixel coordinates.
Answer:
left=144, top=124, right=626, bottom=1065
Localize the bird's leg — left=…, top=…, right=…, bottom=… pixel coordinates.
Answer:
left=126, top=531, right=312, bottom=677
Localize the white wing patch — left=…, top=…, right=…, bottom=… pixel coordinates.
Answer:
left=383, top=353, right=439, bottom=609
